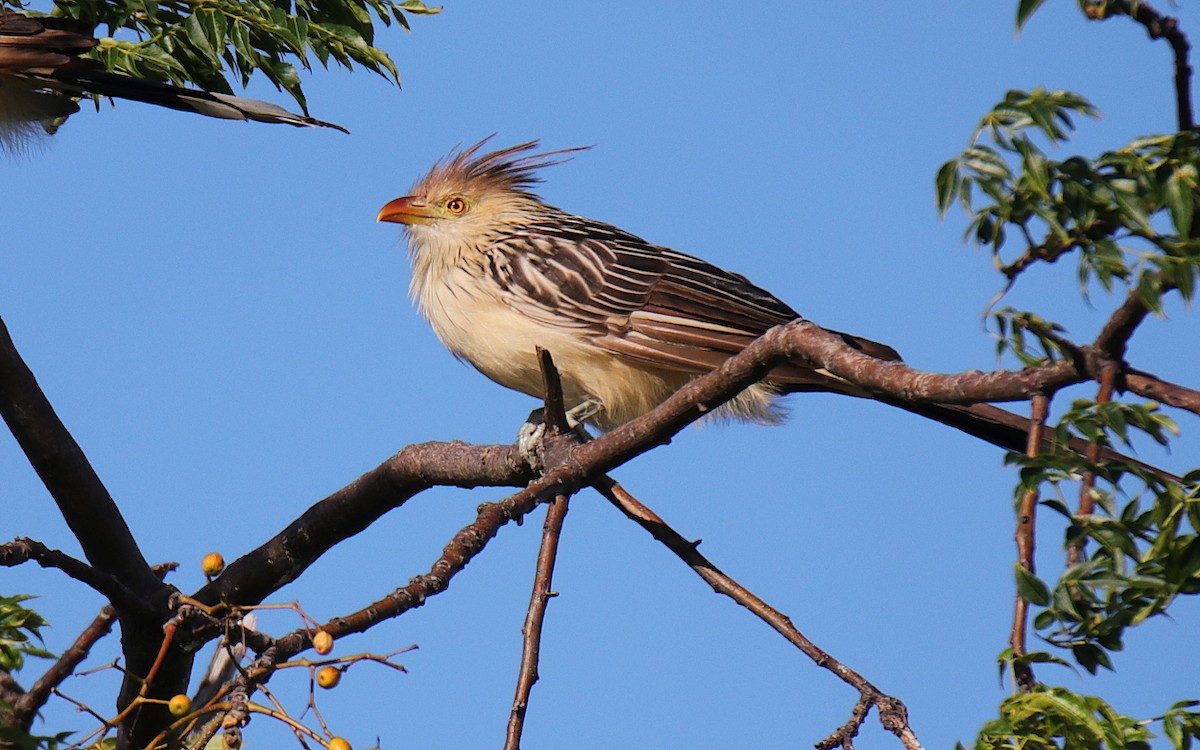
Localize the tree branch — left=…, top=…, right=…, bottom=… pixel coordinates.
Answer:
left=1092, top=280, right=1175, bottom=361
left=0, top=316, right=188, bottom=745
left=593, top=477, right=922, bottom=750
left=1011, top=394, right=1049, bottom=693
left=0, top=538, right=149, bottom=617
left=193, top=441, right=536, bottom=612
left=777, top=322, right=1082, bottom=406
left=1069, top=364, right=1118, bottom=568
left=504, top=350, right=574, bottom=750
left=0, top=316, right=163, bottom=597
left=11, top=605, right=116, bottom=732
left=1086, top=0, right=1194, bottom=130
left=1124, top=370, right=1200, bottom=416
left=504, top=493, right=569, bottom=750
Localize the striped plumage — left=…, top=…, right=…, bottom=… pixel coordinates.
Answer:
left=378, top=139, right=1041, bottom=451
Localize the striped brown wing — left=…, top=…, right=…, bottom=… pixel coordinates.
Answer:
left=486, top=208, right=899, bottom=387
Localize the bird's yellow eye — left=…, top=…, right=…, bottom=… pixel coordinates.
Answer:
left=446, top=197, right=467, bottom=215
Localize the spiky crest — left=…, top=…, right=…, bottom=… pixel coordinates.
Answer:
left=411, top=136, right=590, bottom=200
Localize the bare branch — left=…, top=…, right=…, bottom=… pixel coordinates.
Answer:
left=193, top=441, right=536, bottom=612
left=1125, top=370, right=1200, bottom=416
left=0, top=539, right=148, bottom=616
left=594, top=478, right=923, bottom=750
left=1092, top=281, right=1174, bottom=361
left=0, top=316, right=185, bottom=743
left=1011, top=393, right=1049, bottom=693
left=0, top=316, right=163, bottom=598
left=12, top=605, right=116, bottom=731
left=1086, top=0, right=1194, bottom=130
left=504, top=349, right=575, bottom=749
left=504, top=493, right=569, bottom=750
left=1069, top=364, right=1119, bottom=568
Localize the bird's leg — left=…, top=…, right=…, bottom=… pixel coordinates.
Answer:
left=517, top=398, right=602, bottom=472
left=564, top=398, right=603, bottom=427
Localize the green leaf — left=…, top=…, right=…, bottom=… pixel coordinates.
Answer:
left=1165, top=164, right=1197, bottom=237
left=1016, top=0, right=1050, bottom=30
left=936, top=160, right=960, bottom=215
left=1015, top=563, right=1052, bottom=606
left=1072, top=642, right=1114, bottom=674
left=1109, top=183, right=1153, bottom=234
left=184, top=12, right=221, bottom=66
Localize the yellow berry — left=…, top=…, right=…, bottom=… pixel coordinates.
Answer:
left=168, top=694, right=191, bottom=716
left=317, top=665, right=342, bottom=689
left=201, top=553, right=225, bottom=577
left=312, top=630, right=334, bottom=655
left=328, top=738, right=351, bottom=750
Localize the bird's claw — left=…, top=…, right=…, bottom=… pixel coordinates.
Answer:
left=517, top=410, right=547, bottom=472
left=517, top=399, right=602, bottom=472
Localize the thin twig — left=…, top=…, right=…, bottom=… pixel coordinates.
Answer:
left=504, top=493, right=570, bottom=750
left=12, top=605, right=116, bottom=731
left=818, top=694, right=872, bottom=750
left=1011, top=393, right=1049, bottom=693
left=1068, top=364, right=1118, bottom=567
left=503, top=350, right=575, bottom=750
left=1086, top=0, right=1193, bottom=130
left=592, top=477, right=923, bottom=750
left=52, top=686, right=111, bottom=727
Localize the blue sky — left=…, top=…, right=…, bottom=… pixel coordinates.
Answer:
left=3, top=2, right=1199, bottom=748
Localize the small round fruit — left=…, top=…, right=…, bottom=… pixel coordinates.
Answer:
left=201, top=553, right=225, bottom=577
left=317, top=665, right=342, bottom=689
left=223, top=728, right=242, bottom=748
left=328, top=738, right=351, bottom=750
left=168, top=694, right=191, bottom=716
left=312, top=630, right=334, bottom=655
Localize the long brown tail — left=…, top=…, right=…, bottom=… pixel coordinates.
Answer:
left=880, top=398, right=1178, bottom=482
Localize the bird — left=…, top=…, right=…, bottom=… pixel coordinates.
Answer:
left=374, top=138, right=1110, bottom=456
left=0, top=7, right=343, bottom=151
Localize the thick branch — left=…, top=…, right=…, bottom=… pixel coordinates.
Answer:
left=775, top=322, right=1081, bottom=406
left=0, top=317, right=161, bottom=597
left=194, top=441, right=535, bottom=611
left=1125, top=370, right=1200, bottom=415
left=0, top=318, right=184, bottom=745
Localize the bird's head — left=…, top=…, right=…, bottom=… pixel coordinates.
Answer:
left=377, top=138, right=589, bottom=250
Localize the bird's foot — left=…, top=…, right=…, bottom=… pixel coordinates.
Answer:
left=517, top=399, right=602, bottom=472
left=517, top=409, right=548, bottom=472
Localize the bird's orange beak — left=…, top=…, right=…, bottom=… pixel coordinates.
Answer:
left=377, top=196, right=436, bottom=225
